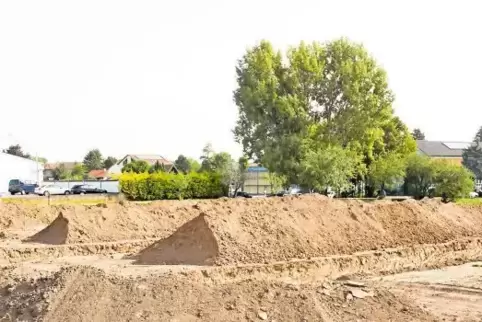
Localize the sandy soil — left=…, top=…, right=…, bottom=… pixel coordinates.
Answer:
left=1, top=265, right=437, bottom=322
left=378, top=261, right=482, bottom=321
left=3, top=197, right=482, bottom=321
left=130, top=196, right=482, bottom=265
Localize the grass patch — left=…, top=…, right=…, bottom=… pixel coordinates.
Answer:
left=455, top=198, right=482, bottom=205
left=0, top=196, right=119, bottom=206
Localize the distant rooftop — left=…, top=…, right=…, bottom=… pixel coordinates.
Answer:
left=129, top=154, right=173, bottom=165
left=416, top=140, right=471, bottom=157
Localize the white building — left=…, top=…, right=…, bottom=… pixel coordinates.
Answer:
left=0, top=152, right=44, bottom=194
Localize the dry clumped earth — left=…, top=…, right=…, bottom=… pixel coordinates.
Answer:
left=2, top=196, right=482, bottom=321
left=0, top=266, right=437, bottom=322
left=129, top=196, right=482, bottom=266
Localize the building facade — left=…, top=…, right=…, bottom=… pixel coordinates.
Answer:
left=416, top=140, right=470, bottom=165
left=0, top=152, right=44, bottom=194
left=242, top=165, right=271, bottom=195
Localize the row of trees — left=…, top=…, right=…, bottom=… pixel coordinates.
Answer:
left=121, top=143, right=249, bottom=196
left=233, top=38, right=474, bottom=199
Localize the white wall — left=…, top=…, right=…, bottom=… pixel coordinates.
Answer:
left=0, top=153, right=44, bottom=194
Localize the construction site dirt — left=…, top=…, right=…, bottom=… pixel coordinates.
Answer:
left=2, top=195, right=482, bottom=321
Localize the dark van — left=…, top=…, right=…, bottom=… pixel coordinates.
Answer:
left=8, top=179, right=38, bottom=195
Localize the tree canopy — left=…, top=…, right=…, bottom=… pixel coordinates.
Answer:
left=174, top=155, right=191, bottom=173
left=122, top=160, right=150, bottom=174
left=103, top=156, right=118, bottom=170
left=405, top=154, right=436, bottom=198
left=3, top=144, right=31, bottom=158
left=433, top=160, right=474, bottom=201
left=462, top=126, right=482, bottom=180
left=83, top=149, right=104, bottom=171
left=411, top=128, right=426, bottom=140
left=299, top=145, right=360, bottom=192
left=234, top=38, right=415, bottom=185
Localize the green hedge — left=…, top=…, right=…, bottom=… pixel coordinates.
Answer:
left=119, top=172, right=225, bottom=200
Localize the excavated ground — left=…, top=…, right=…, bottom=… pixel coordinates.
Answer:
left=2, top=196, right=482, bottom=321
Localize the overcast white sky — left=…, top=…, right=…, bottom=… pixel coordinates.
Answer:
left=0, top=0, right=480, bottom=163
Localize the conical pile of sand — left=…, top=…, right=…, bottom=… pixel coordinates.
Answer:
left=135, top=214, right=219, bottom=265
left=23, top=212, right=70, bottom=244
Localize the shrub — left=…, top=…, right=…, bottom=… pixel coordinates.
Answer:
left=119, top=172, right=224, bottom=200
left=432, top=160, right=475, bottom=202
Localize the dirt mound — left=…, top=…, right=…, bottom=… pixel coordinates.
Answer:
left=134, top=195, right=482, bottom=265
left=135, top=214, right=219, bottom=265
left=0, top=266, right=437, bottom=322
left=20, top=202, right=199, bottom=244
left=23, top=212, right=70, bottom=244
left=0, top=203, right=55, bottom=240
left=0, top=203, right=54, bottom=229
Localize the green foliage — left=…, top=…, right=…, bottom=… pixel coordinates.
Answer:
left=149, top=161, right=165, bottom=174
left=300, top=145, right=360, bottom=192
left=233, top=38, right=416, bottom=184
left=411, top=128, right=425, bottom=140
left=405, top=154, right=436, bottom=198
left=83, top=149, right=104, bottom=171
left=433, top=160, right=475, bottom=202
left=103, top=156, right=118, bottom=170
left=456, top=198, right=482, bottom=205
left=199, top=144, right=232, bottom=174
left=268, top=172, right=287, bottom=193
left=3, top=144, right=31, bottom=159
left=119, top=172, right=224, bottom=200
left=174, top=155, right=190, bottom=173
left=462, top=126, right=482, bottom=179
left=71, top=164, right=86, bottom=180
left=53, top=163, right=84, bottom=180
left=188, top=158, right=201, bottom=173
left=54, top=164, right=70, bottom=180
left=368, top=153, right=407, bottom=190
left=30, top=156, right=48, bottom=164
left=122, top=160, right=150, bottom=174
left=173, top=155, right=201, bottom=173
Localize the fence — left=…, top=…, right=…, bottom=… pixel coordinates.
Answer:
left=43, top=179, right=120, bottom=193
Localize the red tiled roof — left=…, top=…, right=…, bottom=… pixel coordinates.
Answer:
left=88, top=169, right=107, bottom=178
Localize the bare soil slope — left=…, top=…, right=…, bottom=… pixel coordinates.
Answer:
left=135, top=196, right=482, bottom=265
left=19, top=202, right=200, bottom=244
left=0, top=266, right=437, bottom=322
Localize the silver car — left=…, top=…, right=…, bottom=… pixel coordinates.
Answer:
left=35, top=184, right=71, bottom=196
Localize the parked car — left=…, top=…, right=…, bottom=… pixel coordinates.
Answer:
left=35, top=184, right=71, bottom=196
left=70, top=184, right=108, bottom=195
left=234, top=191, right=252, bottom=198
left=469, top=191, right=479, bottom=198
left=8, top=179, right=38, bottom=195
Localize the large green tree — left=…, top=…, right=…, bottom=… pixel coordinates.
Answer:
left=83, top=149, right=104, bottom=171
left=234, top=39, right=415, bottom=184
left=462, top=126, right=482, bottom=180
